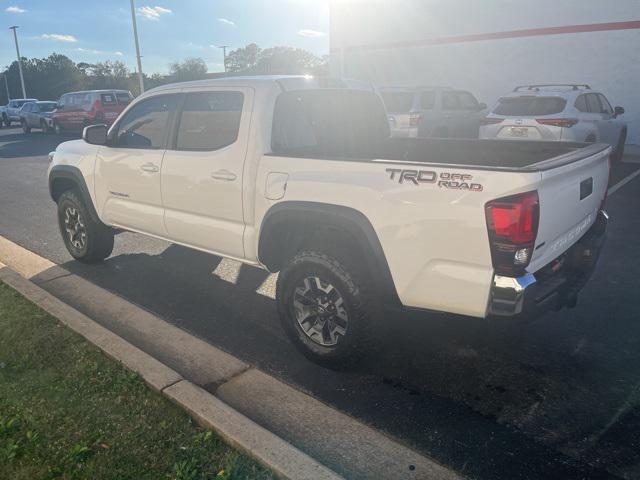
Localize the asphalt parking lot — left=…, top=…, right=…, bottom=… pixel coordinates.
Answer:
left=1, top=128, right=639, bottom=480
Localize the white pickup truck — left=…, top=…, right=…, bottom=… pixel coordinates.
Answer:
left=48, top=76, right=609, bottom=367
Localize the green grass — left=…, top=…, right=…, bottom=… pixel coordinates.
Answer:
left=0, top=282, right=274, bottom=480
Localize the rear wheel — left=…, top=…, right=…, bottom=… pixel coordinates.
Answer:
left=611, top=130, right=626, bottom=163
left=57, top=190, right=114, bottom=263
left=276, top=246, right=380, bottom=369
left=40, top=120, right=51, bottom=133
left=4, top=115, right=11, bottom=127
left=21, top=119, right=31, bottom=133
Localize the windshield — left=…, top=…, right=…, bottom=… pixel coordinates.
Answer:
left=493, top=96, right=567, bottom=116
left=380, top=92, right=415, bottom=112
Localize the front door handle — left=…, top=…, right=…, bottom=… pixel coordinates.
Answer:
left=141, top=162, right=159, bottom=173
left=211, top=169, right=237, bottom=181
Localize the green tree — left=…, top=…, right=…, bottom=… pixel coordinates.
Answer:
left=168, top=57, right=208, bottom=83
left=226, top=44, right=328, bottom=76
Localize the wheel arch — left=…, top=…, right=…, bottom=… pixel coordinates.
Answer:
left=258, top=201, right=401, bottom=307
left=49, top=165, right=102, bottom=225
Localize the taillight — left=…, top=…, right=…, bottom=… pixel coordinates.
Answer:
left=536, top=118, right=578, bottom=128
left=480, top=117, right=503, bottom=125
left=485, top=191, right=540, bottom=276
left=409, top=112, right=421, bottom=127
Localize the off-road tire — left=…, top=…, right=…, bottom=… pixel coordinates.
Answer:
left=57, top=189, right=114, bottom=263
left=276, top=247, right=380, bottom=369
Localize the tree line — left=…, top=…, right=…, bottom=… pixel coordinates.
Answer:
left=1, top=44, right=329, bottom=104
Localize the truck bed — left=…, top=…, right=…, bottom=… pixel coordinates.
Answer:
left=379, top=138, right=610, bottom=171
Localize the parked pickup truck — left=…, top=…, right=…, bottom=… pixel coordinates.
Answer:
left=48, top=76, right=609, bottom=368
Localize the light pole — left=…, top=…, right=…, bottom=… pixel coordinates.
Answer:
left=9, top=26, right=26, bottom=98
left=129, top=0, right=145, bottom=93
left=218, top=45, right=229, bottom=74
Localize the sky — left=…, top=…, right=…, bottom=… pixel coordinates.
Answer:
left=0, top=0, right=330, bottom=74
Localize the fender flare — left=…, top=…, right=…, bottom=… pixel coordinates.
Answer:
left=48, top=165, right=102, bottom=224
left=259, top=201, right=401, bottom=307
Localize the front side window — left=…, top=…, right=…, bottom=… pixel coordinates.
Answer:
left=598, top=94, right=613, bottom=115
left=586, top=94, right=602, bottom=114
left=457, top=91, right=479, bottom=110
left=176, top=92, right=244, bottom=151
left=442, top=92, right=460, bottom=110
left=115, top=95, right=178, bottom=149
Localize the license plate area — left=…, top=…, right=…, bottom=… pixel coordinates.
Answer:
left=509, top=127, right=529, bottom=137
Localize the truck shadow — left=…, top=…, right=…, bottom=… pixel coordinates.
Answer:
left=55, top=239, right=638, bottom=480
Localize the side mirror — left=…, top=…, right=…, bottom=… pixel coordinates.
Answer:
left=614, top=106, right=625, bottom=117
left=83, top=124, right=108, bottom=146
left=477, top=102, right=487, bottom=111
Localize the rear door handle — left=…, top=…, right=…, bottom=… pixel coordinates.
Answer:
left=211, top=169, right=237, bottom=181
left=141, top=162, right=159, bottom=173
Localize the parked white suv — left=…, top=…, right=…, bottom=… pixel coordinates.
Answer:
left=480, top=85, right=627, bottom=162
left=48, top=76, right=610, bottom=368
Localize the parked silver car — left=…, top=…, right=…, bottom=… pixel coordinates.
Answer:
left=19, top=101, right=57, bottom=133
left=380, top=87, right=486, bottom=139
left=480, top=84, right=627, bottom=161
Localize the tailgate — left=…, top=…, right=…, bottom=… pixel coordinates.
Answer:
left=528, top=145, right=610, bottom=272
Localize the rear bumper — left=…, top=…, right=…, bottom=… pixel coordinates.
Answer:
left=488, top=210, right=608, bottom=320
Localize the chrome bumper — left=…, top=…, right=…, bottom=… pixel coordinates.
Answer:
left=489, top=210, right=608, bottom=319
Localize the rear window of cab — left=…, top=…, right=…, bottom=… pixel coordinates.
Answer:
left=493, top=96, right=567, bottom=116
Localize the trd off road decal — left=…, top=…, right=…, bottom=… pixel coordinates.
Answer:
left=386, top=168, right=483, bottom=191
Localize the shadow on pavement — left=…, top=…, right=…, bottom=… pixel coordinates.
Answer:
left=57, top=239, right=634, bottom=480
left=0, top=130, right=74, bottom=159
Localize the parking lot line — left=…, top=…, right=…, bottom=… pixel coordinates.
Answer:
left=609, top=168, right=640, bottom=195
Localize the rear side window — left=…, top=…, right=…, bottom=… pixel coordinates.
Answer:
left=101, top=93, right=117, bottom=105
left=116, top=92, right=133, bottom=105
left=575, top=95, right=588, bottom=112
left=39, top=103, right=56, bottom=112
left=380, top=92, right=415, bottom=112
left=176, top=91, right=244, bottom=151
left=272, top=89, right=390, bottom=158
left=420, top=91, right=435, bottom=110
left=115, top=95, right=178, bottom=149
left=493, top=96, right=567, bottom=116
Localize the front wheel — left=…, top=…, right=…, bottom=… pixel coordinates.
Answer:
left=276, top=249, right=380, bottom=369
left=21, top=120, right=31, bottom=133
left=57, top=190, right=114, bottom=263
left=4, top=116, right=11, bottom=127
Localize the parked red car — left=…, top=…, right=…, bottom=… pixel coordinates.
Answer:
left=51, top=89, right=133, bottom=135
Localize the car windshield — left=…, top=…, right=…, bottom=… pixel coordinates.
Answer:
left=493, top=96, right=567, bottom=116
left=380, top=92, right=415, bottom=112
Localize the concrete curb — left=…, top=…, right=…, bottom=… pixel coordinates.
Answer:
left=0, top=237, right=464, bottom=480
left=0, top=263, right=344, bottom=480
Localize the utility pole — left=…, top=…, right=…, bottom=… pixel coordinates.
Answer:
left=9, top=26, right=26, bottom=98
left=129, top=0, right=145, bottom=93
left=218, top=45, right=229, bottom=74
